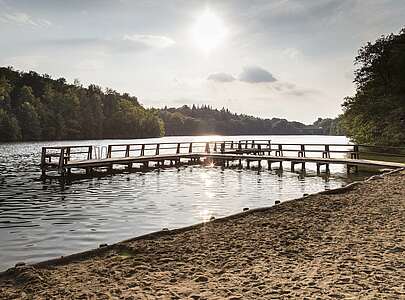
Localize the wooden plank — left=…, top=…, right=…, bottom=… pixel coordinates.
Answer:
left=64, top=152, right=405, bottom=170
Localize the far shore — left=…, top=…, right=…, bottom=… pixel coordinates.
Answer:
left=1, top=168, right=404, bottom=299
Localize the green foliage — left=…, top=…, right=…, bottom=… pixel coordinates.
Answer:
left=160, top=105, right=324, bottom=135
left=19, top=102, right=41, bottom=140
left=341, top=28, right=405, bottom=146
left=0, top=109, right=21, bottom=142
left=313, top=116, right=345, bottom=136
left=0, top=67, right=164, bottom=142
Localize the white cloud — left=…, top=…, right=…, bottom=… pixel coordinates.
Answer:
left=282, top=47, right=302, bottom=60
left=238, top=66, right=277, bottom=83
left=123, top=34, right=175, bottom=48
left=207, top=72, right=236, bottom=82
left=2, top=55, right=45, bottom=70
left=0, top=12, right=51, bottom=26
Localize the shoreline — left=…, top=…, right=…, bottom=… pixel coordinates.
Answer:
left=0, top=167, right=371, bottom=274
left=1, top=169, right=374, bottom=273
left=1, top=168, right=404, bottom=298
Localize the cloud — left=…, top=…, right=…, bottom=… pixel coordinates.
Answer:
left=207, top=72, right=236, bottom=82
left=282, top=47, right=302, bottom=60
left=272, top=81, right=321, bottom=97
left=36, top=34, right=175, bottom=55
left=207, top=66, right=276, bottom=84
left=0, top=12, right=51, bottom=26
left=123, top=34, right=175, bottom=48
left=238, top=66, right=277, bottom=83
left=2, top=55, right=45, bottom=70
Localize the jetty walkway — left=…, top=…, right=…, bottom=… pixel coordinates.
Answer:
left=40, top=139, right=405, bottom=178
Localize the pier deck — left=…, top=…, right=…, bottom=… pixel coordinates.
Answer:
left=40, top=140, right=405, bottom=178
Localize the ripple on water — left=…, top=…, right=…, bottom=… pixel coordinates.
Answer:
left=0, top=136, right=370, bottom=270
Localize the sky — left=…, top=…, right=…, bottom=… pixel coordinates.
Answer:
left=0, top=0, right=404, bottom=123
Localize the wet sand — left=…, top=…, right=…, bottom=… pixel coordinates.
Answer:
left=1, top=170, right=404, bottom=299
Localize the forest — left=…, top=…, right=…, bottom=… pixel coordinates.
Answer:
left=159, top=105, right=333, bottom=136
left=0, top=67, right=164, bottom=141
left=0, top=67, right=340, bottom=142
left=340, top=28, right=405, bottom=146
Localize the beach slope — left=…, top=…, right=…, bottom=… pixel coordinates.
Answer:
left=1, top=171, right=404, bottom=299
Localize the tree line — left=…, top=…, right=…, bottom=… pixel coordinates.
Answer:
left=0, top=67, right=164, bottom=142
left=0, top=67, right=343, bottom=142
left=159, top=105, right=339, bottom=136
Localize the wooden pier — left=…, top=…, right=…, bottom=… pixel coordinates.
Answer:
left=40, top=140, right=405, bottom=179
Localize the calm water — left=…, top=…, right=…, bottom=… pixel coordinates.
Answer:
left=0, top=135, right=370, bottom=271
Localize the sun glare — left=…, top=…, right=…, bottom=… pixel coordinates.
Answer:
left=192, top=9, right=228, bottom=53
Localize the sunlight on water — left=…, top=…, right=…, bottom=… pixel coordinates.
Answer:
left=0, top=135, right=371, bottom=270
left=199, top=208, right=213, bottom=223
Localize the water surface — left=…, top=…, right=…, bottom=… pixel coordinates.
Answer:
left=0, top=135, right=370, bottom=270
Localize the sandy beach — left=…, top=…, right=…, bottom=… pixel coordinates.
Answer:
left=1, top=170, right=404, bottom=299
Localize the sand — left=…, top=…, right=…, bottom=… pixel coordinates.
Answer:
left=1, top=170, right=404, bottom=299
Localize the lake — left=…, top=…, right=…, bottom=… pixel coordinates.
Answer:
left=0, top=135, right=371, bottom=271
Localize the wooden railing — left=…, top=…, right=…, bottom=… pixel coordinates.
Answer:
left=40, top=139, right=405, bottom=175
left=235, top=140, right=360, bottom=159
left=104, top=140, right=237, bottom=158
left=41, top=145, right=94, bottom=174
left=40, top=141, right=236, bottom=174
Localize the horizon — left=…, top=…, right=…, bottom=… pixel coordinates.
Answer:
left=1, top=0, right=404, bottom=123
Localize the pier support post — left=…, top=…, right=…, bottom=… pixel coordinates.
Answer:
left=86, top=167, right=92, bottom=175
left=347, top=164, right=358, bottom=174
left=291, top=162, right=295, bottom=172
left=267, top=160, right=272, bottom=170
left=247, top=160, right=250, bottom=169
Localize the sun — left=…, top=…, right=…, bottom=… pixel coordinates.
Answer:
left=192, top=9, right=228, bottom=53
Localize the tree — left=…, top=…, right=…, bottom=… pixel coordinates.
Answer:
left=341, top=28, right=405, bottom=146
left=0, top=109, right=21, bottom=142
left=13, top=85, right=37, bottom=112
left=0, top=77, right=12, bottom=109
left=313, top=117, right=345, bottom=135
left=19, top=102, right=41, bottom=140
